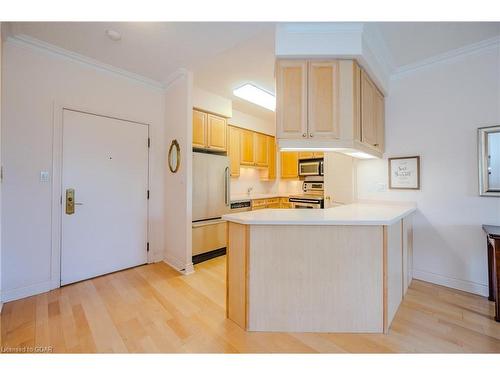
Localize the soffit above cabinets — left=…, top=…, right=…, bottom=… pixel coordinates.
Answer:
left=275, top=22, right=391, bottom=94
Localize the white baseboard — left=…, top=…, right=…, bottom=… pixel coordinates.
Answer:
left=2, top=280, right=52, bottom=303
left=163, top=254, right=195, bottom=275
left=413, top=269, right=489, bottom=297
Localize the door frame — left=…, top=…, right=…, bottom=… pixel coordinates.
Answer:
left=51, top=102, right=151, bottom=290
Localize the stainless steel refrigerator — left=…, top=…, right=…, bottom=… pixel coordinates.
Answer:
left=192, top=152, right=230, bottom=259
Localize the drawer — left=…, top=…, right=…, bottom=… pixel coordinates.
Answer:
left=252, top=198, right=267, bottom=208
left=267, top=203, right=281, bottom=208
left=279, top=197, right=289, bottom=203
left=266, top=198, right=279, bottom=204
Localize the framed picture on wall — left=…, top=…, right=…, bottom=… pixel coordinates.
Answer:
left=388, top=156, right=420, bottom=190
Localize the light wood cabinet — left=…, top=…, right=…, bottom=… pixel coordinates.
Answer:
left=308, top=61, right=340, bottom=139
left=280, top=152, right=299, bottom=179
left=276, top=60, right=339, bottom=140
left=276, top=60, right=308, bottom=139
left=240, top=129, right=255, bottom=166
left=360, top=70, right=384, bottom=153
left=254, top=133, right=268, bottom=167
left=266, top=136, right=276, bottom=180
left=298, top=151, right=314, bottom=159
left=228, top=126, right=241, bottom=177
left=298, top=151, right=324, bottom=159
left=192, top=109, right=227, bottom=152
left=207, top=114, right=227, bottom=151
left=192, top=110, right=207, bottom=149
left=276, top=59, right=385, bottom=158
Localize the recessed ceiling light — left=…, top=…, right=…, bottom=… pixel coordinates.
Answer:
left=105, top=29, right=122, bottom=42
left=233, top=84, right=275, bottom=111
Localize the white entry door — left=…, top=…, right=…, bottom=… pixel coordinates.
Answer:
left=61, top=109, right=149, bottom=285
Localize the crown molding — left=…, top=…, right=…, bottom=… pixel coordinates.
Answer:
left=7, top=34, right=166, bottom=90
left=392, top=35, right=500, bottom=80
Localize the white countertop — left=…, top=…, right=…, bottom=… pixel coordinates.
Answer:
left=222, top=203, right=416, bottom=226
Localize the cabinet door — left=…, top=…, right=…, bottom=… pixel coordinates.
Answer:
left=254, top=133, right=268, bottom=167
left=207, top=114, right=227, bottom=151
left=280, top=152, right=299, bottom=179
left=308, top=61, right=340, bottom=139
left=240, top=129, right=255, bottom=166
left=276, top=60, right=308, bottom=139
left=298, top=152, right=314, bottom=160
left=373, top=87, right=385, bottom=153
left=193, top=109, right=207, bottom=149
left=228, top=126, right=241, bottom=177
left=361, top=70, right=378, bottom=148
left=353, top=62, right=362, bottom=142
left=267, top=136, right=276, bottom=179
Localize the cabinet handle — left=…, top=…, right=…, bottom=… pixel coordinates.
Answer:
left=309, top=133, right=314, bottom=138
left=302, top=133, right=307, bottom=138
left=373, top=143, right=379, bottom=147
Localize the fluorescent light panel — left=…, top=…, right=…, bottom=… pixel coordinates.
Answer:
left=233, top=84, right=275, bottom=111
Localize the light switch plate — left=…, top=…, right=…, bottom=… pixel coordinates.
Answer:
left=40, top=171, right=50, bottom=183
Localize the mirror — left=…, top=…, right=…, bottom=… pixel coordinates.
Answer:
left=479, top=125, right=500, bottom=196
left=168, top=139, right=181, bottom=173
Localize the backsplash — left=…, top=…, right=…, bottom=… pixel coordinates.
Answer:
left=230, top=167, right=302, bottom=196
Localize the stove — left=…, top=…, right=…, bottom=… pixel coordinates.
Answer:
left=288, top=177, right=325, bottom=209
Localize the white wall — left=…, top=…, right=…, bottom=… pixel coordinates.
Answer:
left=229, top=109, right=276, bottom=136
left=357, top=44, right=500, bottom=296
left=1, top=39, right=166, bottom=301
left=164, top=71, right=194, bottom=274
left=193, top=86, right=232, bottom=118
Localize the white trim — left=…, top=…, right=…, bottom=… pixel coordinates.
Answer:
left=163, top=254, right=195, bottom=275
left=51, top=103, right=152, bottom=291
left=412, top=268, right=489, bottom=297
left=7, top=34, right=165, bottom=90
left=392, top=35, right=500, bottom=79
left=2, top=280, right=52, bottom=303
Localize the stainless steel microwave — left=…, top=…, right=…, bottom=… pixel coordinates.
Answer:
left=298, top=159, right=323, bottom=176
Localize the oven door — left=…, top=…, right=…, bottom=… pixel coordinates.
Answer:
left=299, top=161, right=321, bottom=176
left=289, top=197, right=322, bottom=209
left=293, top=202, right=320, bottom=209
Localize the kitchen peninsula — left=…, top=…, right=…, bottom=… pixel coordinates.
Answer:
left=222, top=203, right=416, bottom=333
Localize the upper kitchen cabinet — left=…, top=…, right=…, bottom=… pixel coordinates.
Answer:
left=280, top=152, right=299, bottom=179
left=276, top=60, right=339, bottom=140
left=360, top=70, right=384, bottom=152
left=307, top=61, right=340, bottom=139
left=193, top=109, right=208, bottom=149
left=240, top=129, right=255, bottom=166
left=276, top=59, right=385, bottom=158
left=254, top=133, right=269, bottom=167
left=192, top=109, right=227, bottom=152
left=228, top=126, right=241, bottom=177
left=266, top=136, right=276, bottom=180
left=276, top=60, right=308, bottom=139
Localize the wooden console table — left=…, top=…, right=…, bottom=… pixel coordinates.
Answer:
left=483, top=225, right=500, bottom=322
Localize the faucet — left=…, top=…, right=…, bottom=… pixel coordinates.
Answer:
left=247, top=187, right=253, bottom=196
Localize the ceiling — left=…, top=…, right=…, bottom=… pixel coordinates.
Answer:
left=7, top=22, right=500, bottom=121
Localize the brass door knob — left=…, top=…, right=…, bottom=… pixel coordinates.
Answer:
left=302, top=133, right=307, bottom=137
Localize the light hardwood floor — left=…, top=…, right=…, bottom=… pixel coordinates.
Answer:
left=1, top=256, right=499, bottom=353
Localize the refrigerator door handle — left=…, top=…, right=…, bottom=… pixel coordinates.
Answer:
left=224, top=166, right=230, bottom=206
